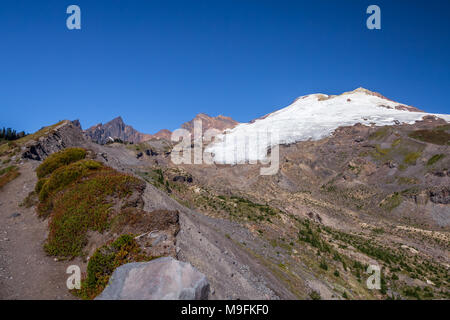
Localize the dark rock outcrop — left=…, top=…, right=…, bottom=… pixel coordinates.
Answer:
left=21, top=121, right=86, bottom=161
left=146, top=149, right=158, bottom=156
left=429, top=187, right=450, bottom=204
left=71, top=119, right=82, bottom=130
left=173, top=175, right=193, bottom=183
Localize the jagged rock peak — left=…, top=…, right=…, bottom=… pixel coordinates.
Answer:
left=85, top=116, right=152, bottom=144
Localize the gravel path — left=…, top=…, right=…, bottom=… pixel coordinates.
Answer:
left=0, top=162, right=77, bottom=300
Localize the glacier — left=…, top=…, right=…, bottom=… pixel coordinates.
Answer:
left=206, top=88, right=450, bottom=164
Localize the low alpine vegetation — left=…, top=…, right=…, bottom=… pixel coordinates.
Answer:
left=36, top=147, right=86, bottom=179
left=408, top=125, right=450, bottom=145
left=34, top=148, right=146, bottom=257
left=0, top=165, right=20, bottom=189
left=426, top=154, right=445, bottom=166
left=75, top=234, right=154, bottom=299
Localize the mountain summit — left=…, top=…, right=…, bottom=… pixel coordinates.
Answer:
left=145, top=113, right=239, bottom=141
left=207, top=88, right=450, bottom=163
left=85, top=113, right=239, bottom=144
left=181, top=113, right=239, bottom=134
left=85, top=116, right=152, bottom=144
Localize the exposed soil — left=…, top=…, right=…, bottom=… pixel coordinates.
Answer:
left=0, top=161, right=78, bottom=299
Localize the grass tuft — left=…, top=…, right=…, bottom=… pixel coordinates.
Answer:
left=403, top=152, right=421, bottom=165
left=0, top=165, right=20, bottom=189
left=426, top=154, right=445, bottom=166
left=380, top=192, right=402, bottom=212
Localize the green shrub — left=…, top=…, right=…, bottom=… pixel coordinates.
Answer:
left=0, top=165, right=20, bottom=189
left=0, top=165, right=17, bottom=176
left=76, top=234, right=154, bottom=299
left=391, top=138, right=402, bottom=147
left=34, top=149, right=146, bottom=257
left=298, top=221, right=330, bottom=253
left=35, top=177, right=48, bottom=193
left=38, top=159, right=103, bottom=202
left=380, top=192, right=402, bottom=212
left=356, top=242, right=398, bottom=265
left=43, top=170, right=145, bottom=257
left=372, top=228, right=385, bottom=235
left=426, top=154, right=445, bottom=166
left=369, top=127, right=391, bottom=140
left=403, top=286, right=422, bottom=300
left=403, top=152, right=421, bottom=165
left=309, top=291, right=321, bottom=300
left=36, top=147, right=86, bottom=179
left=319, top=260, right=328, bottom=270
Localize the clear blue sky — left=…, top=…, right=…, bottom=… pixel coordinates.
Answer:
left=1, top=0, right=449, bottom=134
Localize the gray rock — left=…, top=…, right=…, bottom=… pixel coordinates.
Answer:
left=430, top=187, right=450, bottom=204
left=152, top=234, right=167, bottom=246
left=96, top=257, right=209, bottom=300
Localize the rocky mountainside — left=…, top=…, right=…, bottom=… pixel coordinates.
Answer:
left=0, top=120, right=279, bottom=300
left=181, top=113, right=239, bottom=134
left=207, top=88, right=450, bottom=163
left=85, top=116, right=153, bottom=144
left=161, top=117, right=450, bottom=299
left=147, top=113, right=239, bottom=142
left=152, top=129, right=172, bottom=140
left=85, top=113, right=239, bottom=145
left=0, top=88, right=449, bottom=300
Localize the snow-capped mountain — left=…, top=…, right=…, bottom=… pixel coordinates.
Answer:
left=206, top=88, right=450, bottom=163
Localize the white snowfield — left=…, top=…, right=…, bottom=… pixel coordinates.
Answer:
left=206, top=88, right=450, bottom=164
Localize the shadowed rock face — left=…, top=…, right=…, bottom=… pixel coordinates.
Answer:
left=85, top=116, right=152, bottom=144
left=21, top=121, right=86, bottom=161
left=96, top=257, right=209, bottom=300
left=430, top=187, right=450, bottom=204
left=71, top=119, right=82, bottom=130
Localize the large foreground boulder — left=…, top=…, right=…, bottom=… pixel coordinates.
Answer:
left=96, top=257, right=209, bottom=300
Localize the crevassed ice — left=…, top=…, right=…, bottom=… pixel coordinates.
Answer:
left=206, top=91, right=450, bottom=164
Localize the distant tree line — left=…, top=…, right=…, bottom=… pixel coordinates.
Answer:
left=0, top=127, right=27, bottom=141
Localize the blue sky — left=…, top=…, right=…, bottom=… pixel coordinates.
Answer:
left=1, top=0, right=449, bottom=134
